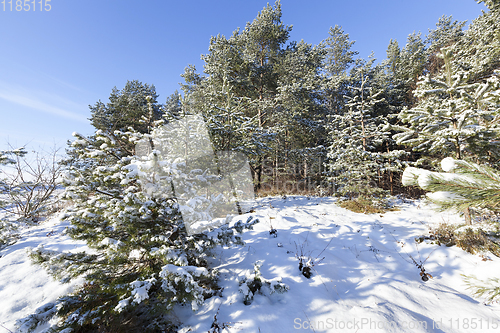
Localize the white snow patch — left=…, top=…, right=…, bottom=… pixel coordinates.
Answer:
left=441, top=157, right=457, bottom=172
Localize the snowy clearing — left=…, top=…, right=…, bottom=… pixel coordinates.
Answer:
left=2, top=196, right=500, bottom=333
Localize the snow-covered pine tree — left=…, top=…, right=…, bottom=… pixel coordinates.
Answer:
left=199, top=37, right=268, bottom=158
left=326, top=60, right=389, bottom=199
left=426, top=15, right=466, bottom=52
left=163, top=90, right=183, bottom=120
left=367, top=40, right=418, bottom=195
left=272, top=39, right=326, bottom=192
left=22, top=122, right=258, bottom=332
left=425, top=15, right=466, bottom=75
left=452, top=0, right=500, bottom=82
left=89, top=80, right=164, bottom=157
left=393, top=46, right=500, bottom=164
left=0, top=148, right=27, bottom=199
left=321, top=25, right=358, bottom=115
left=382, top=29, right=429, bottom=111
left=0, top=147, right=28, bottom=249
left=399, top=32, right=427, bottom=90
left=0, top=147, right=27, bottom=166
left=182, top=1, right=326, bottom=192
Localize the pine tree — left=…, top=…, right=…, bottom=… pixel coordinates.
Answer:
left=386, top=39, right=401, bottom=78
left=326, top=60, right=389, bottom=199
left=451, top=1, right=500, bottom=81
left=476, top=0, right=500, bottom=10
left=163, top=90, right=183, bottom=119
left=400, top=32, right=427, bottom=87
left=381, top=31, right=428, bottom=116
left=370, top=49, right=414, bottom=195
left=23, top=122, right=258, bottom=332
left=89, top=80, right=164, bottom=156
left=393, top=46, right=500, bottom=163
left=0, top=147, right=26, bottom=166
left=180, top=1, right=325, bottom=192
left=426, top=15, right=466, bottom=48
left=271, top=39, right=326, bottom=191
left=402, top=157, right=500, bottom=219
left=238, top=0, right=292, bottom=129
left=321, top=25, right=358, bottom=116
left=0, top=147, right=28, bottom=249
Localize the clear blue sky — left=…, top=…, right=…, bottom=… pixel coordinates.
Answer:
left=0, top=0, right=486, bottom=152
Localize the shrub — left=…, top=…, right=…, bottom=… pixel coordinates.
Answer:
left=417, top=223, right=500, bottom=257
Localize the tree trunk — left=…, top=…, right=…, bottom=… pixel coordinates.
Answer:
left=464, top=207, right=472, bottom=225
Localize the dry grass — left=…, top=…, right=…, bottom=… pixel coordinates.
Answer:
left=339, top=197, right=398, bottom=214
left=418, top=223, right=500, bottom=257
left=455, top=229, right=500, bottom=257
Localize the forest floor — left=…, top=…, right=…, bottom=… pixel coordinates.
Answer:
left=2, top=196, right=500, bottom=333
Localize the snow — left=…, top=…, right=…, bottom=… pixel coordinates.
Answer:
left=0, top=213, right=87, bottom=332
left=441, top=157, right=457, bottom=172
left=427, top=191, right=464, bottom=203
left=99, top=237, right=123, bottom=249
left=417, top=171, right=434, bottom=189
left=130, top=278, right=156, bottom=304
left=160, top=264, right=208, bottom=278
left=177, top=196, right=500, bottom=332
left=3, top=196, right=500, bottom=332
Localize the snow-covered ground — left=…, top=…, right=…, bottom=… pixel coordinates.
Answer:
left=2, top=196, right=500, bottom=333
left=0, top=215, right=86, bottom=333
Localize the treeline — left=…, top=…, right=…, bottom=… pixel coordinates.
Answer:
left=87, top=0, right=500, bottom=199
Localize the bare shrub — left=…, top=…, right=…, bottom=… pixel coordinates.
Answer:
left=0, top=145, right=63, bottom=222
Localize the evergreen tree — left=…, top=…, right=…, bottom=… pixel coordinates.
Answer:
left=476, top=0, right=500, bottom=10
left=426, top=15, right=466, bottom=51
left=401, top=32, right=427, bottom=83
left=326, top=60, right=389, bottom=198
left=24, top=124, right=258, bottom=332
left=0, top=147, right=28, bottom=248
left=402, top=157, right=500, bottom=219
left=89, top=80, right=164, bottom=156
left=271, top=39, right=326, bottom=189
left=321, top=25, right=358, bottom=117
left=0, top=147, right=27, bottom=166
left=450, top=1, right=500, bottom=81
left=381, top=39, right=415, bottom=127
left=238, top=0, right=292, bottom=128
left=386, top=39, right=401, bottom=78
left=180, top=1, right=325, bottom=191
left=393, top=46, right=500, bottom=163
left=383, top=38, right=414, bottom=110
left=381, top=31, right=428, bottom=112
left=163, top=90, right=183, bottom=120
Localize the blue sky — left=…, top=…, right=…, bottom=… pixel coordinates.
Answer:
left=0, top=0, right=486, bottom=152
